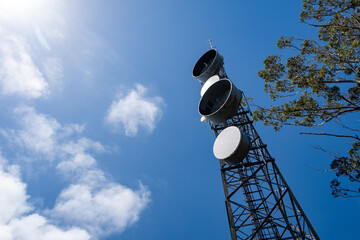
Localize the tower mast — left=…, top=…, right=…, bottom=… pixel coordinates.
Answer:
left=192, top=49, right=319, bottom=240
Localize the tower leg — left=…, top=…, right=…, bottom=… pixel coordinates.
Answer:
left=212, top=99, right=319, bottom=240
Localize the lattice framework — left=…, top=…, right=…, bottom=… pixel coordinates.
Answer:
left=210, top=94, right=319, bottom=240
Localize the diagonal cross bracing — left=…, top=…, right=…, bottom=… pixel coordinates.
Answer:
left=211, top=93, right=319, bottom=240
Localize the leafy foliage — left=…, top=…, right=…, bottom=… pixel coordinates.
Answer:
left=254, top=0, right=360, bottom=197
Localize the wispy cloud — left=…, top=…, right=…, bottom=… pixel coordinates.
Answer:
left=3, top=106, right=83, bottom=161
left=51, top=171, right=150, bottom=238
left=105, top=84, right=164, bottom=136
left=56, top=138, right=103, bottom=176
left=1, top=107, right=151, bottom=239
left=0, top=35, right=49, bottom=99
left=0, top=157, right=31, bottom=223
left=1, top=214, right=90, bottom=240
left=0, top=2, right=154, bottom=238
left=0, top=155, right=91, bottom=240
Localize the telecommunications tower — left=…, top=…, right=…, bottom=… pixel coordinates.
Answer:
left=192, top=48, right=319, bottom=240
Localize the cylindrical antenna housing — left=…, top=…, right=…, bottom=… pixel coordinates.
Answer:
left=192, top=49, right=225, bottom=83
left=199, top=78, right=242, bottom=125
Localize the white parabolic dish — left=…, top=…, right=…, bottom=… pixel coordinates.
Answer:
left=213, top=126, right=250, bottom=164
left=200, top=75, right=220, bottom=96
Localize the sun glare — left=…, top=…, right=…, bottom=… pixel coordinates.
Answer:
left=0, top=0, right=49, bottom=21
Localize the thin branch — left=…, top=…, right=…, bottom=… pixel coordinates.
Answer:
left=313, top=145, right=339, bottom=158
left=304, top=22, right=360, bottom=30
left=323, top=79, right=360, bottom=84
left=334, top=118, right=360, bottom=132
left=300, top=132, right=360, bottom=140
left=304, top=164, right=336, bottom=172
left=342, top=194, right=360, bottom=198
left=302, top=4, right=360, bottom=20
left=314, top=107, right=360, bottom=126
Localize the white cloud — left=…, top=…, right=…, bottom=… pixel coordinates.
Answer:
left=56, top=138, right=104, bottom=175
left=2, top=214, right=90, bottom=240
left=105, top=84, right=164, bottom=136
left=2, top=107, right=151, bottom=238
left=2, top=106, right=104, bottom=174
left=0, top=4, right=152, bottom=238
left=3, top=106, right=84, bottom=161
left=0, top=34, right=49, bottom=98
left=51, top=172, right=150, bottom=238
left=0, top=158, right=31, bottom=224
left=0, top=154, right=91, bottom=240
left=11, top=106, right=61, bottom=158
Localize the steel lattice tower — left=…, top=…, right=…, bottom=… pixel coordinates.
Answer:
left=192, top=49, right=319, bottom=240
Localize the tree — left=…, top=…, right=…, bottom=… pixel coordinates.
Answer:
left=253, top=0, right=360, bottom=198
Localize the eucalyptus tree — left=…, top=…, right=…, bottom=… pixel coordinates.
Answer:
left=254, top=0, right=360, bottom=198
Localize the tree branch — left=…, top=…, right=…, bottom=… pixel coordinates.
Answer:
left=315, top=107, right=360, bottom=126
left=304, top=164, right=336, bottom=172
left=334, top=119, right=360, bottom=132
left=304, top=22, right=360, bottom=30
left=323, top=79, right=360, bottom=84
left=300, top=132, right=360, bottom=140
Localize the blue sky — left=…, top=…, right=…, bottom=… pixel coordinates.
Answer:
left=0, top=0, right=358, bottom=239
